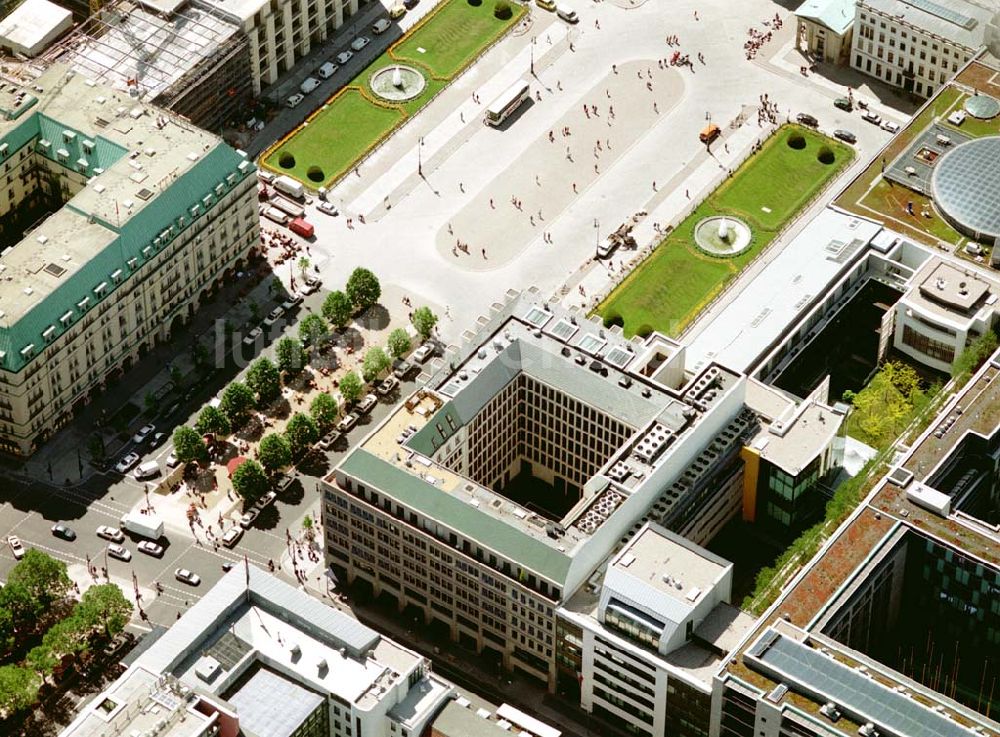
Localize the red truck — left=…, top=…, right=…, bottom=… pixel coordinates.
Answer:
left=288, top=217, right=315, bottom=239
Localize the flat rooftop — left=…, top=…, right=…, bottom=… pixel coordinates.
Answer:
left=862, top=0, right=998, bottom=49
left=226, top=666, right=324, bottom=737
left=684, top=208, right=884, bottom=375
left=913, top=258, right=996, bottom=315
left=0, top=0, right=72, bottom=56
left=614, top=524, right=729, bottom=607
left=43, top=0, right=242, bottom=104
left=59, top=666, right=215, bottom=737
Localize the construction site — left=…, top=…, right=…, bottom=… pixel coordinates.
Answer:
left=37, top=0, right=251, bottom=132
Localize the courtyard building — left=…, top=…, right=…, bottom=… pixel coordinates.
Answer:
left=59, top=567, right=455, bottom=737
left=849, top=0, right=999, bottom=98
left=0, top=64, right=259, bottom=455
left=321, top=289, right=848, bottom=691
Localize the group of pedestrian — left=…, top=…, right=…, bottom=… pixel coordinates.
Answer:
left=757, top=93, right=780, bottom=126
left=745, top=15, right=781, bottom=60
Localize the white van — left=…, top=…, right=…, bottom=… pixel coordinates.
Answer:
left=317, top=61, right=338, bottom=79
left=300, top=77, right=320, bottom=95
left=134, top=461, right=160, bottom=480
left=556, top=4, right=577, bottom=22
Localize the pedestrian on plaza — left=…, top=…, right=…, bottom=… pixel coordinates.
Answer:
left=557, top=81, right=563, bottom=91
left=594, top=163, right=599, bottom=174
left=653, top=101, right=658, bottom=113
left=584, top=105, right=590, bottom=119
left=572, top=182, right=578, bottom=193
left=612, top=63, right=618, bottom=74
left=652, top=180, right=657, bottom=191
left=490, top=197, right=495, bottom=208
left=459, top=182, right=464, bottom=193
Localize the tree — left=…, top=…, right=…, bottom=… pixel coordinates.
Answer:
left=302, top=514, right=315, bottom=542
left=249, top=301, right=260, bottom=321
left=143, top=391, right=157, bottom=415
left=276, top=337, right=305, bottom=374
left=284, top=412, right=319, bottom=458
left=0, top=582, right=42, bottom=642
left=172, top=426, right=207, bottom=464
left=87, top=433, right=105, bottom=463
left=25, top=644, right=57, bottom=677
left=169, top=365, right=184, bottom=389
left=387, top=328, right=411, bottom=359
left=246, top=357, right=281, bottom=406
left=231, top=459, right=269, bottom=503
left=362, top=347, right=390, bottom=382
left=7, top=550, right=71, bottom=615
left=952, top=330, right=999, bottom=379
left=0, top=604, right=13, bottom=653
left=322, top=290, right=353, bottom=330
left=220, top=382, right=255, bottom=427
left=191, top=342, right=210, bottom=369
left=299, top=313, right=329, bottom=346
left=0, top=665, right=41, bottom=714
left=258, top=433, right=292, bottom=473
left=339, top=370, right=363, bottom=405
left=298, top=257, right=311, bottom=282
left=411, top=306, right=438, bottom=341
left=346, top=267, right=381, bottom=312
left=494, top=0, right=512, bottom=18
left=195, top=405, right=231, bottom=436
left=76, top=584, right=132, bottom=640
left=310, top=392, right=340, bottom=432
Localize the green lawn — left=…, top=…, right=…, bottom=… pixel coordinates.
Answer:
left=394, top=0, right=516, bottom=79
left=262, top=0, right=524, bottom=188
left=598, top=126, right=853, bottom=337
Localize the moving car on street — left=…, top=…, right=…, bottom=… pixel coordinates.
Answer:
left=51, top=524, right=76, bottom=541
left=115, top=452, right=141, bottom=474
left=175, top=568, right=201, bottom=586
left=107, top=543, right=131, bottom=562
left=97, top=525, right=125, bottom=543
left=138, top=541, right=165, bottom=557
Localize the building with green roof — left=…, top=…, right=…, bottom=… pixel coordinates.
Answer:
left=0, top=64, right=258, bottom=455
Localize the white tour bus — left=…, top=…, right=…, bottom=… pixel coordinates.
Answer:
left=484, top=81, right=530, bottom=127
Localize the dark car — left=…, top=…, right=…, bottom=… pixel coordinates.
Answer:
left=51, top=524, right=77, bottom=541
left=795, top=113, right=818, bottom=128
left=403, top=0, right=419, bottom=8
left=834, top=97, right=852, bottom=112
left=833, top=129, right=857, bottom=144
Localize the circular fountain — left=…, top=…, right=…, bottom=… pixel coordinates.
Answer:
left=369, top=64, right=426, bottom=102
left=694, top=215, right=752, bottom=256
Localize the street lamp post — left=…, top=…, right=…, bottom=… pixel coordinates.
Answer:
left=530, top=36, right=535, bottom=75
left=417, top=137, right=424, bottom=177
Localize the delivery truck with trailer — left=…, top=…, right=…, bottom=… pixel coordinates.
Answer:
left=270, top=197, right=305, bottom=218
left=120, top=512, right=164, bottom=540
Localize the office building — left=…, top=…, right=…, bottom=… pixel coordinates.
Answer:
left=558, top=523, right=754, bottom=737
left=849, top=0, right=999, bottom=97
left=60, top=566, right=454, bottom=737
left=711, top=350, right=1000, bottom=737
left=0, top=64, right=259, bottom=455
left=321, top=288, right=852, bottom=691
left=0, top=0, right=73, bottom=57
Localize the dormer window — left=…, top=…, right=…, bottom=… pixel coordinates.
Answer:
left=94, top=281, right=107, bottom=297
left=20, top=344, right=35, bottom=358
left=60, top=311, right=73, bottom=327
left=77, top=296, right=90, bottom=312
left=42, top=326, right=56, bottom=343
left=111, top=269, right=123, bottom=283
left=127, top=258, right=138, bottom=271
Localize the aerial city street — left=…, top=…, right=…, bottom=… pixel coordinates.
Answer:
left=1, top=0, right=1000, bottom=734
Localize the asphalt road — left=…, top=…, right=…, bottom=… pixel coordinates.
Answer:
left=0, top=372, right=415, bottom=629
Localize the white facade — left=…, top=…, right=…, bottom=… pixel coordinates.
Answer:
left=849, top=0, right=993, bottom=97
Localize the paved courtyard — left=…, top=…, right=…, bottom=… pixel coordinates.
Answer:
left=286, top=0, right=910, bottom=342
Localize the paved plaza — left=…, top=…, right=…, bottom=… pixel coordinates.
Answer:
left=268, top=0, right=913, bottom=342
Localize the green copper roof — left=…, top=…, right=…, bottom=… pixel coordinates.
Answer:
left=340, top=448, right=571, bottom=584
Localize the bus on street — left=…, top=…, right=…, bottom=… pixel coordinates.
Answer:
left=484, top=81, right=530, bottom=127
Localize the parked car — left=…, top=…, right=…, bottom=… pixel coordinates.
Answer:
left=337, top=413, right=360, bottom=433
left=358, top=393, right=378, bottom=415
left=861, top=110, right=882, bottom=125
left=795, top=113, right=818, bottom=127
left=881, top=120, right=901, bottom=133
left=412, top=343, right=435, bottom=363
left=254, top=490, right=278, bottom=511
left=351, top=36, right=369, bottom=51
left=393, top=359, right=416, bottom=379
left=336, top=50, right=353, bottom=65
left=134, top=461, right=160, bottom=481
left=51, top=524, right=76, bottom=541
left=107, top=543, right=131, bottom=562
left=389, top=2, right=406, bottom=16
left=281, top=295, right=304, bottom=311
left=97, top=525, right=125, bottom=543
left=7, top=535, right=25, bottom=560
left=403, top=0, right=419, bottom=8
left=132, top=424, right=156, bottom=445
left=318, top=201, right=339, bottom=216
left=138, top=540, right=165, bottom=557
left=272, top=473, right=295, bottom=493
left=833, top=129, right=857, bottom=144
left=372, top=18, right=391, bottom=34
left=242, top=326, right=264, bottom=347
left=377, top=375, right=399, bottom=397
left=263, top=306, right=285, bottom=327
left=300, top=278, right=321, bottom=295
left=147, top=432, right=168, bottom=449
left=834, top=97, right=852, bottom=111
left=287, top=93, right=305, bottom=108
left=175, top=568, right=201, bottom=586
left=317, top=61, right=338, bottom=79
left=222, top=528, right=243, bottom=548
left=317, top=430, right=342, bottom=450
left=166, top=452, right=181, bottom=469
left=239, top=509, right=260, bottom=529
left=115, top=452, right=141, bottom=474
